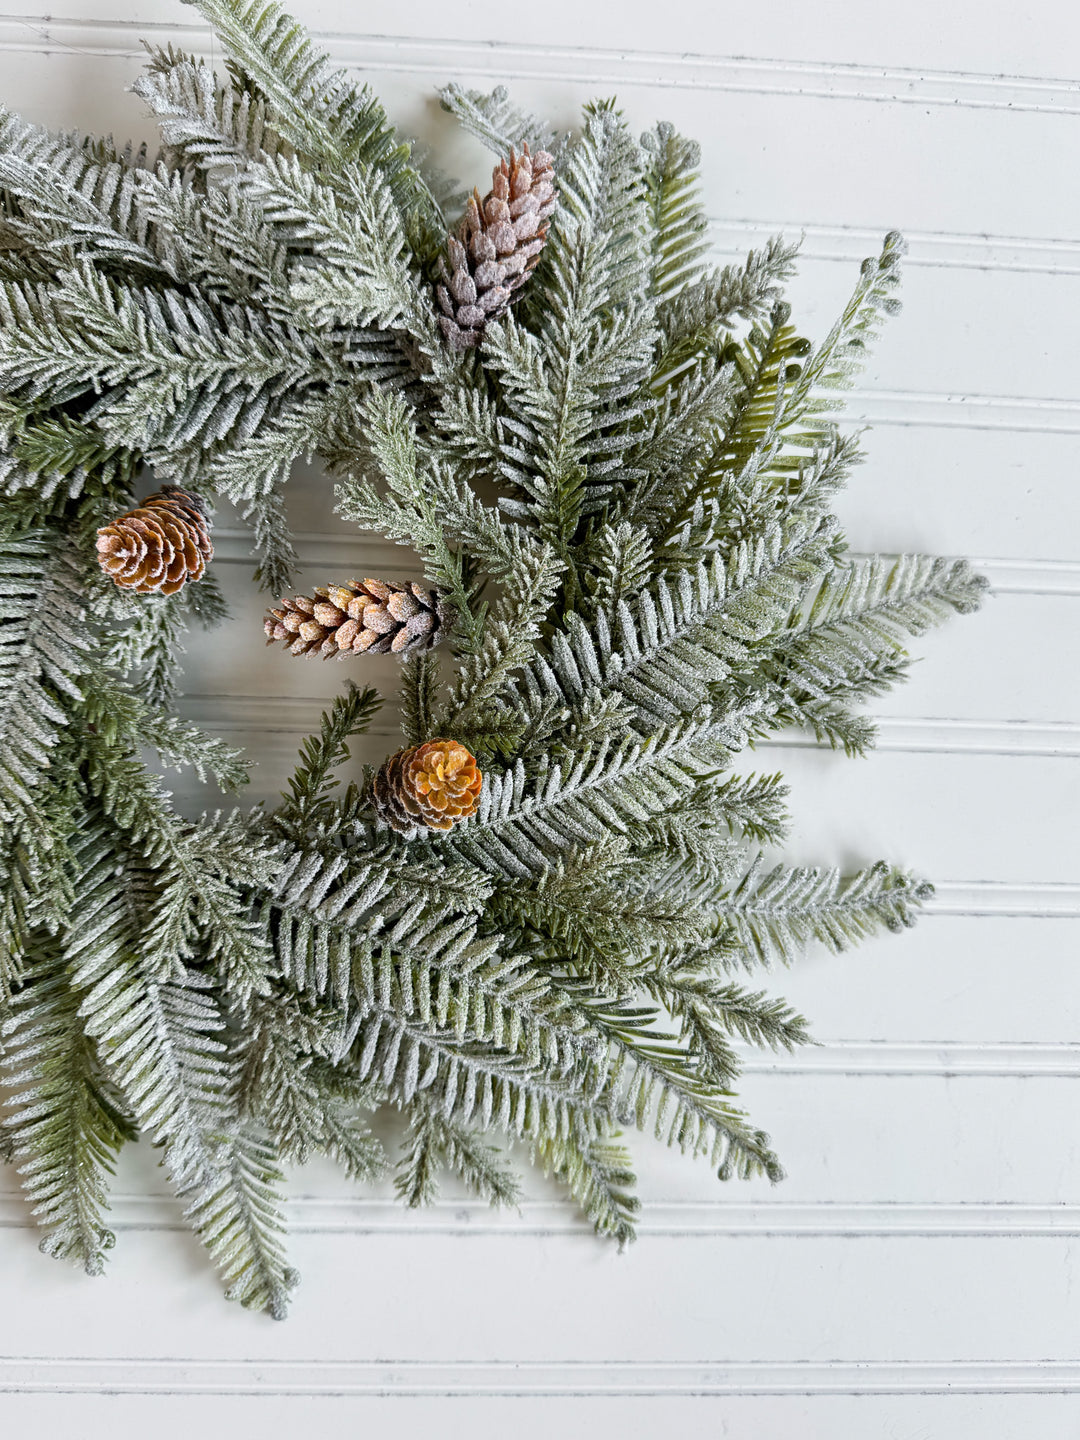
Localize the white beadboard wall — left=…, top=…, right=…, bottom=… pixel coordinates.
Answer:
left=1, top=2, right=1078, bottom=1436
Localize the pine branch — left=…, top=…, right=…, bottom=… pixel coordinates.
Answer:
left=757, top=554, right=989, bottom=753
left=519, top=508, right=836, bottom=742
left=0, top=736, right=83, bottom=990
left=0, top=533, right=89, bottom=824
left=398, top=650, right=442, bottom=748
left=789, top=230, right=905, bottom=403
left=585, top=520, right=654, bottom=611
left=439, top=83, right=558, bottom=158
left=489, top=844, right=708, bottom=989
left=0, top=112, right=163, bottom=276
left=185, top=0, right=428, bottom=220
left=244, top=485, right=299, bottom=592
left=62, top=821, right=299, bottom=1314
left=183, top=1119, right=299, bottom=1319
left=133, top=45, right=295, bottom=174
left=535, top=1126, right=639, bottom=1245
left=0, top=264, right=326, bottom=463
left=656, top=234, right=800, bottom=369
left=240, top=152, right=418, bottom=332
left=396, top=1104, right=521, bottom=1209
left=2, top=936, right=132, bottom=1274
left=238, top=992, right=385, bottom=1180
left=481, top=103, right=657, bottom=573
left=82, top=672, right=250, bottom=791
left=648, top=965, right=812, bottom=1086
left=83, top=734, right=280, bottom=1002
left=564, top=986, right=785, bottom=1182
left=98, top=587, right=189, bottom=709
left=721, top=857, right=933, bottom=969
left=336, top=388, right=560, bottom=652
left=439, top=539, right=563, bottom=738
left=641, top=122, right=709, bottom=302
left=276, top=681, right=382, bottom=835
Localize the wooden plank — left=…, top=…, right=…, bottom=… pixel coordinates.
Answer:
left=3, top=0, right=1080, bottom=83
left=0, top=1391, right=1071, bottom=1440
left=768, top=748, right=1078, bottom=883
left=769, top=915, right=1080, bottom=1041
left=1, top=1223, right=1080, bottom=1359
left=0, top=13, right=1075, bottom=241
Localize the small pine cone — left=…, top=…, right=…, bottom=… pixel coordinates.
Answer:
left=436, top=143, right=557, bottom=350
left=264, top=578, right=455, bottom=659
left=96, top=486, right=213, bottom=596
left=373, top=739, right=483, bottom=834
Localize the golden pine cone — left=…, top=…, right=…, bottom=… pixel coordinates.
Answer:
left=373, top=740, right=483, bottom=834
left=436, top=143, right=557, bottom=350
left=264, top=578, right=454, bottom=659
left=96, top=486, right=212, bottom=596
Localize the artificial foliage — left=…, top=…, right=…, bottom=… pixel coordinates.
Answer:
left=0, top=0, right=986, bottom=1318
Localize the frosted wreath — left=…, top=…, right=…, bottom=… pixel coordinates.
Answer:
left=0, top=0, right=985, bottom=1317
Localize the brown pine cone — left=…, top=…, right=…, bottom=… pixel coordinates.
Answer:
left=96, top=486, right=212, bottom=596
left=264, top=578, right=455, bottom=659
left=436, top=144, right=557, bottom=350
left=373, top=739, right=483, bottom=834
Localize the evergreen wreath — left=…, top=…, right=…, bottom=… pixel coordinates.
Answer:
left=0, top=0, right=987, bottom=1318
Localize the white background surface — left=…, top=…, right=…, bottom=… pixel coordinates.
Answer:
left=1, top=2, right=1079, bottom=1436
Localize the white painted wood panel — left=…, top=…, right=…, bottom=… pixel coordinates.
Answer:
left=1, top=1, right=1077, bottom=1435
left=3, top=1396, right=1080, bottom=1440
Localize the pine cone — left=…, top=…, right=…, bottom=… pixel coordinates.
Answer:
left=96, top=486, right=212, bottom=596
left=264, top=578, right=455, bottom=659
left=373, top=739, right=483, bottom=834
left=436, top=144, right=557, bottom=350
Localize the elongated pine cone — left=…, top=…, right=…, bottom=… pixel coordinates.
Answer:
left=264, top=578, right=455, bottom=659
left=373, top=740, right=482, bottom=834
left=96, top=486, right=212, bottom=595
left=436, top=143, right=557, bottom=349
